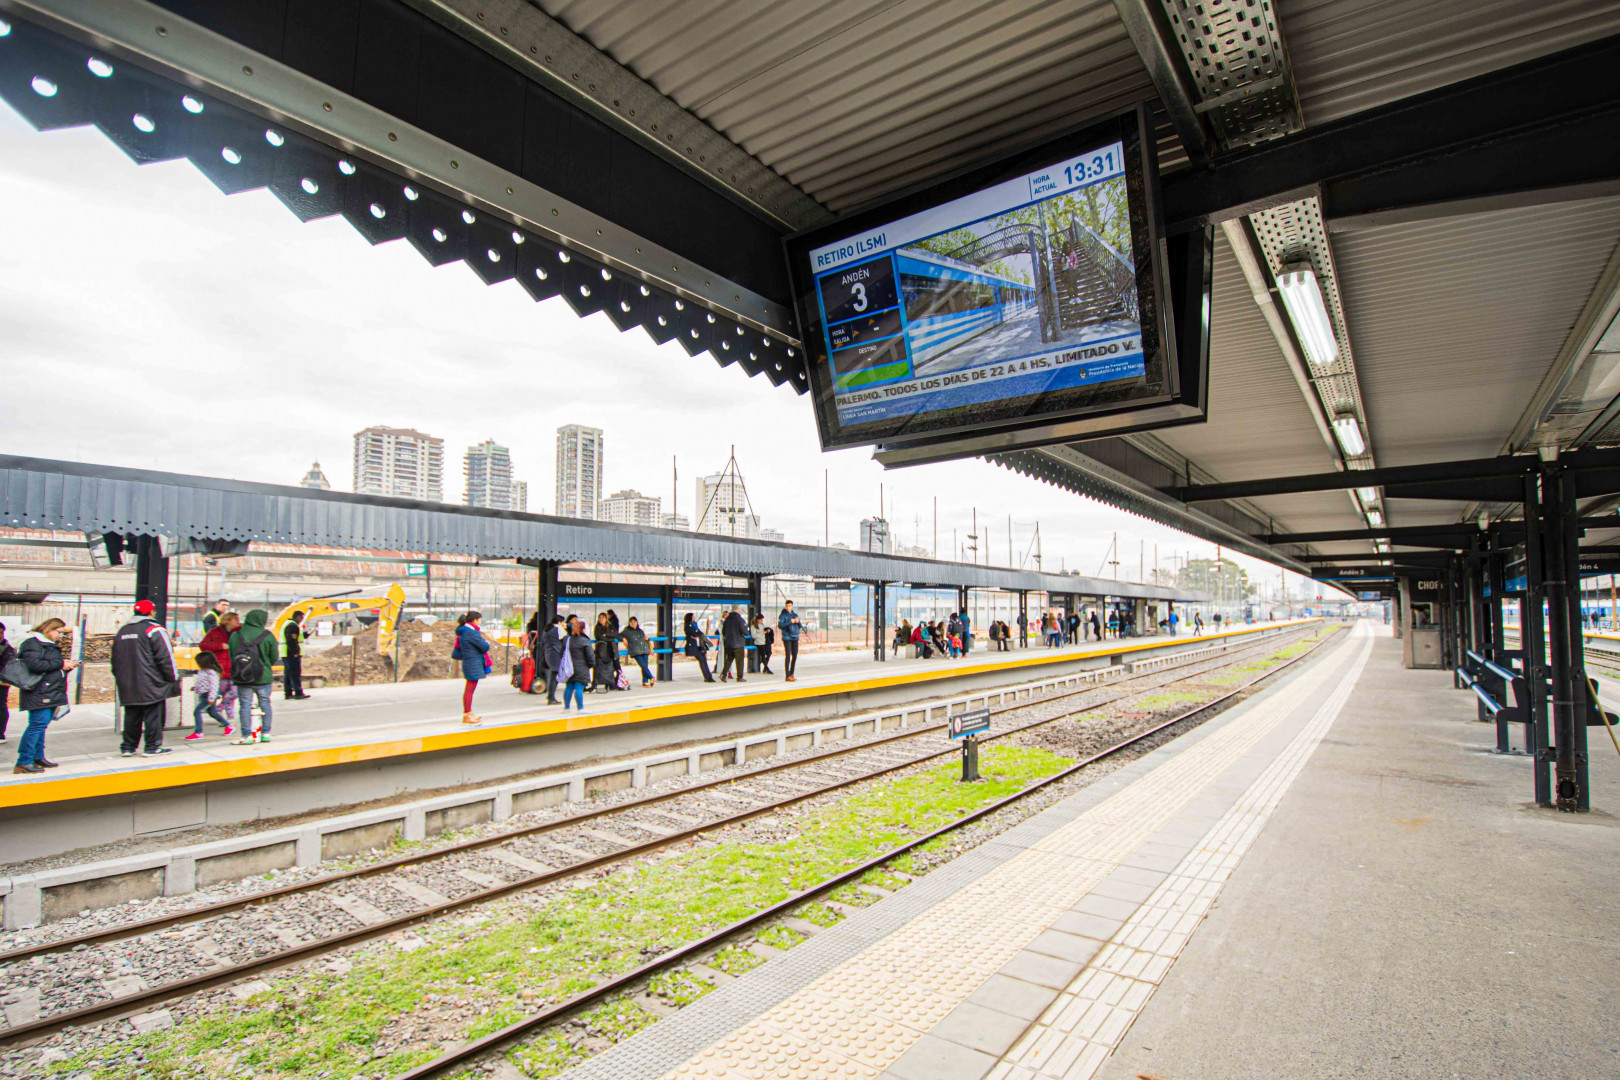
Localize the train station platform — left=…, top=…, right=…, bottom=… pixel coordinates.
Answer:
left=0, top=622, right=1309, bottom=863
left=554, top=621, right=1620, bottom=1080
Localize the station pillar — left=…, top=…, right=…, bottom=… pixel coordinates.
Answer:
left=1540, top=465, right=1590, bottom=812
left=134, top=534, right=169, bottom=624
left=1018, top=590, right=1028, bottom=647
left=657, top=585, right=675, bottom=682
left=746, top=574, right=763, bottom=673
left=533, top=560, right=560, bottom=629
left=1522, top=472, right=1554, bottom=807
left=872, top=582, right=887, bottom=662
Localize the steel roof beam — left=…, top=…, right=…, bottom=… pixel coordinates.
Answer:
left=1161, top=33, right=1620, bottom=232
left=1168, top=452, right=1620, bottom=503
left=1110, top=0, right=1209, bottom=162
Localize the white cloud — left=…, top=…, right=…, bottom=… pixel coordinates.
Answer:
left=0, top=101, right=1323, bottom=599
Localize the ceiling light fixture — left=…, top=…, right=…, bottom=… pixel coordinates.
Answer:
left=1333, top=413, right=1366, bottom=456
left=1276, top=262, right=1340, bottom=368
left=1366, top=508, right=1384, bottom=527
left=1356, top=486, right=1378, bottom=504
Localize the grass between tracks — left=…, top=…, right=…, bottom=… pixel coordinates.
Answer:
left=49, top=626, right=1342, bottom=1080
left=48, top=746, right=1072, bottom=1080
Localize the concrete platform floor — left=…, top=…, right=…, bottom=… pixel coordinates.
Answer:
left=1100, top=629, right=1620, bottom=1080
left=547, top=622, right=1618, bottom=1080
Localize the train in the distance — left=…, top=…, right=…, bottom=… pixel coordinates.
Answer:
left=897, top=248, right=1036, bottom=367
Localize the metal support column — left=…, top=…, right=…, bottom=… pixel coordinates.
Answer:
left=1523, top=471, right=1553, bottom=807
left=1018, top=590, right=1028, bottom=647
left=656, top=585, right=674, bottom=682
left=873, top=582, right=887, bottom=662
left=133, top=535, right=169, bottom=624
left=1545, top=466, right=1590, bottom=811
left=534, top=560, right=560, bottom=629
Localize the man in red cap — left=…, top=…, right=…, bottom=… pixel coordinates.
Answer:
left=110, top=599, right=181, bottom=757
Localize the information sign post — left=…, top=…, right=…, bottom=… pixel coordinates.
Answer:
left=949, top=707, right=991, bottom=782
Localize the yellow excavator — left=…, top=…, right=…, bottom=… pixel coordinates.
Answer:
left=178, top=584, right=406, bottom=670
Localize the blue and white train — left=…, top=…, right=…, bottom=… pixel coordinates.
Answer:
left=897, top=249, right=1036, bottom=367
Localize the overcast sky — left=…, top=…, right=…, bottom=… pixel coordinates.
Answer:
left=0, top=101, right=1325, bottom=599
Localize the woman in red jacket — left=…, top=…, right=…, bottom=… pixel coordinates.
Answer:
left=197, top=611, right=240, bottom=725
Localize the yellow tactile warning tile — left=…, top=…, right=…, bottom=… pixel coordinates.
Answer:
left=990, top=626, right=1374, bottom=1080
left=658, top=631, right=1358, bottom=1080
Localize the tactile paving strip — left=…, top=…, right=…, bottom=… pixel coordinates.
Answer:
left=553, top=631, right=1358, bottom=1080
left=990, top=627, right=1374, bottom=1080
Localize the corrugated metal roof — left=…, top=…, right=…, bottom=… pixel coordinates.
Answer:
left=0, top=456, right=1199, bottom=601
left=535, top=0, right=1165, bottom=213
left=1280, top=0, right=1620, bottom=127
left=1154, top=231, right=1339, bottom=488
left=1334, top=198, right=1620, bottom=468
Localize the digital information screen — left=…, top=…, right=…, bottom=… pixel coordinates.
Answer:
left=785, top=107, right=1171, bottom=452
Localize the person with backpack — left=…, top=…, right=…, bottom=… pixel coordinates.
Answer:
left=562, top=616, right=593, bottom=710
left=0, top=621, right=13, bottom=742
left=185, top=651, right=233, bottom=740
left=9, top=617, right=77, bottom=773
left=683, top=612, right=715, bottom=683
left=777, top=601, right=802, bottom=682
left=228, top=608, right=279, bottom=744
left=453, top=611, right=490, bottom=724
left=111, top=599, right=182, bottom=759
left=720, top=606, right=748, bottom=683
left=282, top=610, right=311, bottom=699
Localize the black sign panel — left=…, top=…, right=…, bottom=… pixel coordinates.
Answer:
left=948, top=708, right=991, bottom=739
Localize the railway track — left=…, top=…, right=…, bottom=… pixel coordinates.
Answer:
left=399, top=624, right=1349, bottom=1080
left=0, top=624, right=1331, bottom=1047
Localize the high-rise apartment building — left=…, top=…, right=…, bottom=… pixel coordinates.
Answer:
left=859, top=518, right=893, bottom=554
left=601, top=489, right=661, bottom=527
left=299, top=462, right=331, bottom=490
left=512, top=480, right=528, bottom=513
left=464, top=440, right=514, bottom=510
left=759, top=527, right=786, bottom=543
left=660, top=512, right=690, bottom=531
left=695, top=471, right=759, bottom=538
left=556, top=425, right=604, bottom=519
left=352, top=426, right=444, bottom=501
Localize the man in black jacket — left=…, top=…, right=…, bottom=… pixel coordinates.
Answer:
left=540, top=615, right=566, bottom=704
left=111, top=599, right=181, bottom=757
left=282, top=611, right=311, bottom=699
left=720, top=606, right=748, bottom=683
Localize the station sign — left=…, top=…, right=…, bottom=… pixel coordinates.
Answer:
left=948, top=708, right=991, bottom=740
left=785, top=105, right=1206, bottom=460
left=814, top=579, right=854, bottom=591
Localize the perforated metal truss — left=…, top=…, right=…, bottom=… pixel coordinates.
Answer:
left=0, top=13, right=808, bottom=392
left=1163, top=0, right=1303, bottom=149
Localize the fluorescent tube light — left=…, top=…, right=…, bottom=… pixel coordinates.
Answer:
left=1333, top=414, right=1366, bottom=456
left=1366, top=508, right=1384, bottom=527
left=1356, top=486, right=1378, bottom=504
left=1276, top=263, right=1340, bottom=368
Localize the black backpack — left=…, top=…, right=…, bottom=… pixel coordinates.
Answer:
left=231, top=628, right=268, bottom=684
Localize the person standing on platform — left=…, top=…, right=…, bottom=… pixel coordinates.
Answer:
left=1089, top=609, right=1101, bottom=642
left=1194, top=611, right=1204, bottom=634
left=778, top=601, right=802, bottom=682
left=185, top=651, right=232, bottom=740
left=229, top=609, right=280, bottom=743
left=1213, top=611, right=1223, bottom=633
left=11, top=617, right=77, bottom=772
left=1067, top=612, right=1080, bottom=644
left=606, top=609, right=624, bottom=681
left=542, top=615, right=566, bottom=704
left=1167, top=608, right=1178, bottom=636
left=111, top=600, right=180, bottom=759
left=453, top=611, right=490, bottom=724
left=282, top=610, right=311, bottom=699
left=0, top=621, right=13, bottom=743
left=199, top=612, right=239, bottom=726
left=960, top=610, right=972, bottom=654
left=1016, top=609, right=1027, bottom=648
left=621, top=616, right=654, bottom=687
left=201, top=598, right=230, bottom=636
left=720, top=606, right=749, bottom=683
left=563, top=616, right=593, bottom=710
left=683, top=612, right=716, bottom=683
left=592, top=613, right=617, bottom=691
left=753, top=614, right=775, bottom=674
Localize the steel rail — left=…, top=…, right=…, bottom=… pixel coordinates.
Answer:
left=0, top=628, right=1311, bottom=966
left=0, top=628, right=1330, bottom=1045
left=395, top=626, right=1349, bottom=1080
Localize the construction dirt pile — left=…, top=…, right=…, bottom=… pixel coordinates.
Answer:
left=300, top=625, right=521, bottom=687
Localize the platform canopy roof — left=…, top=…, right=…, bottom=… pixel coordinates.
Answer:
left=3, top=1, right=1620, bottom=580
left=0, top=456, right=1204, bottom=602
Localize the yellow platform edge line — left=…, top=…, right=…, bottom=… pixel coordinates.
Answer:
left=0, top=620, right=1319, bottom=809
